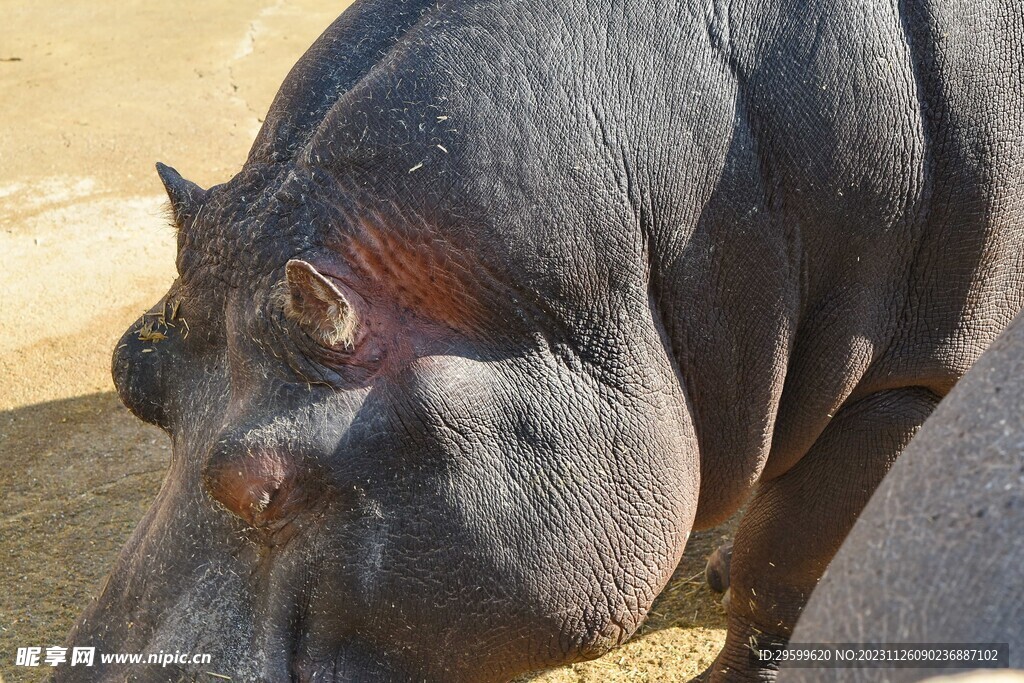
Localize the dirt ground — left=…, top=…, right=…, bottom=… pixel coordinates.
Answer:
left=0, top=2, right=731, bottom=681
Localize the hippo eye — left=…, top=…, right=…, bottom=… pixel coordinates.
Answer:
left=282, top=259, right=361, bottom=351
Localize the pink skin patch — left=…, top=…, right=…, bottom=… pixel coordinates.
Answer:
left=204, top=449, right=302, bottom=530
left=341, top=218, right=490, bottom=335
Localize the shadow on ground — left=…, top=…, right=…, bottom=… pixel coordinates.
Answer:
left=0, top=391, right=733, bottom=683
left=0, top=393, right=168, bottom=682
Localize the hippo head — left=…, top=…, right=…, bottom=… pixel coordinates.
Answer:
left=53, top=154, right=700, bottom=682
left=58, top=30, right=701, bottom=674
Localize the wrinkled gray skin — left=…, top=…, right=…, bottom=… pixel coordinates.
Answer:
left=58, top=0, right=1024, bottom=681
left=780, top=312, right=1024, bottom=683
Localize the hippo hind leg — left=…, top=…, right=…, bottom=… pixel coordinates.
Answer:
left=706, top=542, right=734, bottom=613
left=706, top=542, right=733, bottom=595
left=708, top=387, right=940, bottom=682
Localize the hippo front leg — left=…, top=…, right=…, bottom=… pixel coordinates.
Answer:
left=708, top=387, right=941, bottom=682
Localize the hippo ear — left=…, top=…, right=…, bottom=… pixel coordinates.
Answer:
left=156, top=162, right=207, bottom=228
left=284, top=259, right=361, bottom=349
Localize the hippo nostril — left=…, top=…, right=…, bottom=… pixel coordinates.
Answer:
left=111, top=320, right=170, bottom=430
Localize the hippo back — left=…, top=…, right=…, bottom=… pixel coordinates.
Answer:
left=782, top=312, right=1024, bottom=681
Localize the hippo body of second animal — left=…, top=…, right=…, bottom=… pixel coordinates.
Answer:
left=60, top=0, right=1024, bottom=681
left=781, top=310, right=1024, bottom=682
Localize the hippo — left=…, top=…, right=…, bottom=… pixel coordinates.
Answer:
left=777, top=311, right=1024, bottom=683
left=59, top=0, right=1024, bottom=681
